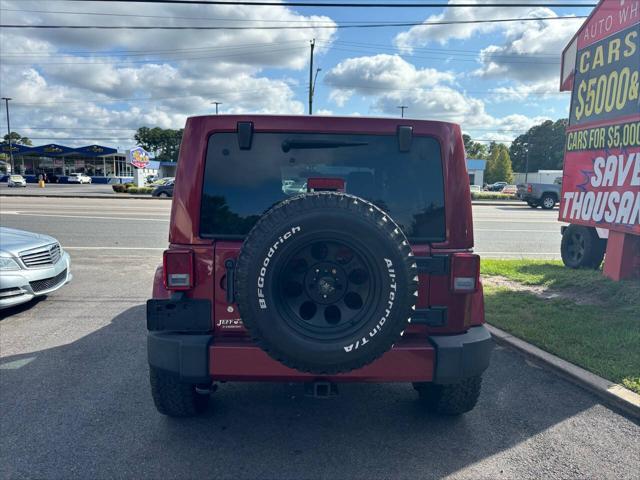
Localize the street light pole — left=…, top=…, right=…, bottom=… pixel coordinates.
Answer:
left=211, top=101, right=222, bottom=115
left=397, top=105, right=408, bottom=118
left=524, top=141, right=531, bottom=183
left=1, top=97, right=13, bottom=174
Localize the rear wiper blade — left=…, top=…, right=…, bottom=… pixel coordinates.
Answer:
left=281, top=139, right=368, bottom=152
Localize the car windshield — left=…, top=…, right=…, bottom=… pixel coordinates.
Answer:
left=200, top=132, right=446, bottom=242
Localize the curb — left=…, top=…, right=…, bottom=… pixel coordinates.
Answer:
left=487, top=324, right=640, bottom=420
left=0, top=193, right=168, bottom=200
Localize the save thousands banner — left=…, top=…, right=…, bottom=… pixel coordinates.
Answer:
left=560, top=0, right=640, bottom=235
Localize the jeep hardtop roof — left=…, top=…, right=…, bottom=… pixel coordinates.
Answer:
left=169, top=115, right=473, bottom=249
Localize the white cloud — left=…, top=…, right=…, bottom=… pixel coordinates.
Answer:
left=324, top=53, right=548, bottom=140
left=473, top=16, right=580, bottom=83
left=393, top=0, right=546, bottom=52
left=0, top=0, right=335, bottom=145
left=325, top=54, right=455, bottom=105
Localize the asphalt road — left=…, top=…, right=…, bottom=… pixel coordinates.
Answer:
left=0, top=195, right=565, bottom=258
left=2, top=196, right=638, bottom=479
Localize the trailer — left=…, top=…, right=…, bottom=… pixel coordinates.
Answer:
left=559, top=0, right=639, bottom=280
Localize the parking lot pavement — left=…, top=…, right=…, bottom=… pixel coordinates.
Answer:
left=0, top=196, right=638, bottom=479
left=1, top=251, right=639, bottom=479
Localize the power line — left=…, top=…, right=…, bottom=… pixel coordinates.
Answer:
left=0, top=6, right=515, bottom=25
left=0, top=40, right=305, bottom=58
left=0, top=15, right=588, bottom=30
left=1, top=46, right=309, bottom=65
left=6, top=85, right=306, bottom=106
left=327, top=45, right=561, bottom=64
left=328, top=39, right=560, bottom=57
left=57, top=1, right=599, bottom=8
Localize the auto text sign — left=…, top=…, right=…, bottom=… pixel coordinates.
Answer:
left=560, top=0, right=640, bottom=235
left=127, top=146, right=151, bottom=169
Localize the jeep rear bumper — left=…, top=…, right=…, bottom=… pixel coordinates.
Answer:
left=147, top=325, right=493, bottom=384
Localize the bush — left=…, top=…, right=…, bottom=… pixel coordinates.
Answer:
left=112, top=184, right=125, bottom=193
left=471, top=191, right=516, bottom=200
left=127, top=187, right=153, bottom=194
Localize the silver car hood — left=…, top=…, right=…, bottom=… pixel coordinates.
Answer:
left=0, top=227, right=57, bottom=255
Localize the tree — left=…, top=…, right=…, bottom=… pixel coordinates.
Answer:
left=3, top=132, right=32, bottom=146
left=509, top=119, right=567, bottom=172
left=485, top=143, right=513, bottom=184
left=462, top=134, right=488, bottom=159
left=134, top=127, right=183, bottom=162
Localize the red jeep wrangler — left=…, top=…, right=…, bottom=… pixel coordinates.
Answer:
left=147, top=115, right=492, bottom=417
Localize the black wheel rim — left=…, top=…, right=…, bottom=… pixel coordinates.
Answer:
left=567, top=232, right=585, bottom=263
left=274, top=238, right=380, bottom=341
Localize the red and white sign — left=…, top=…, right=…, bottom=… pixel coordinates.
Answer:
left=127, top=146, right=151, bottom=169
left=559, top=0, right=640, bottom=235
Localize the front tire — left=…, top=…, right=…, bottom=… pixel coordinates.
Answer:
left=149, top=367, right=210, bottom=417
left=413, top=376, right=482, bottom=415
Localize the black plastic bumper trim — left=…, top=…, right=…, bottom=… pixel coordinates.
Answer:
left=148, top=332, right=212, bottom=383
left=147, top=299, right=211, bottom=332
left=429, top=325, right=493, bottom=384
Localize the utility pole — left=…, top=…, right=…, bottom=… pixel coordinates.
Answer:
left=524, top=141, right=531, bottom=183
left=308, top=39, right=315, bottom=115
left=398, top=105, right=408, bottom=118
left=211, top=101, right=222, bottom=115
left=1, top=97, right=13, bottom=174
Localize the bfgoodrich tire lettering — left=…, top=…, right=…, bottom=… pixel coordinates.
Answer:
left=234, top=192, right=418, bottom=375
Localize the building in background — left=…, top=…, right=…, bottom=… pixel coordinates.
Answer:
left=466, top=159, right=486, bottom=187
left=0, top=142, right=159, bottom=183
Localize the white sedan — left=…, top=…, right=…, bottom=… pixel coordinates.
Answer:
left=7, top=175, right=27, bottom=187
left=67, top=173, right=92, bottom=184
left=0, top=227, right=72, bottom=309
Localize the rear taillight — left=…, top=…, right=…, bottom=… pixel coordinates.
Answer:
left=163, top=249, right=194, bottom=290
left=527, top=184, right=532, bottom=193
left=450, top=253, right=480, bottom=293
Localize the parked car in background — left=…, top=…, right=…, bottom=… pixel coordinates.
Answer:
left=0, top=227, right=72, bottom=309
left=146, top=174, right=158, bottom=184
left=501, top=185, right=517, bottom=195
left=470, top=185, right=482, bottom=193
left=150, top=177, right=174, bottom=186
left=67, top=173, right=92, bottom=184
left=151, top=179, right=174, bottom=197
left=7, top=175, right=27, bottom=187
left=516, top=178, right=562, bottom=209
left=484, top=182, right=508, bottom=192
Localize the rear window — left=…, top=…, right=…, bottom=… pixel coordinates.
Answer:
left=200, top=132, right=445, bottom=242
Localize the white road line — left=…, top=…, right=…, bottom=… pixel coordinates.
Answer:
left=0, top=212, right=169, bottom=222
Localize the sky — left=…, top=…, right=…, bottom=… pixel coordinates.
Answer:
left=0, top=0, right=596, bottom=150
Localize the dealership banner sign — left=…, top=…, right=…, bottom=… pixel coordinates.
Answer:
left=560, top=0, right=639, bottom=235
left=127, top=146, right=151, bottom=169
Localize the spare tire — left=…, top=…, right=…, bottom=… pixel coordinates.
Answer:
left=235, top=192, right=417, bottom=374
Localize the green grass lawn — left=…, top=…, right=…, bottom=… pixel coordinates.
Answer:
left=482, top=260, right=640, bottom=394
